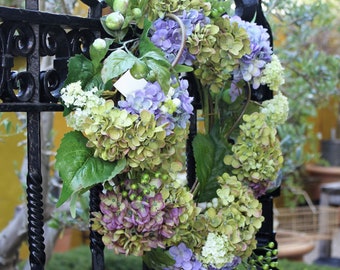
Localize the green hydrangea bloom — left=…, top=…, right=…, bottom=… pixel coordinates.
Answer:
left=261, top=91, right=289, bottom=126
left=224, top=112, right=284, bottom=185
left=260, top=54, right=285, bottom=91
left=194, top=173, right=263, bottom=268
left=188, top=16, right=251, bottom=94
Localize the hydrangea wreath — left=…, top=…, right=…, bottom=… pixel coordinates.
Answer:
left=55, top=0, right=288, bottom=269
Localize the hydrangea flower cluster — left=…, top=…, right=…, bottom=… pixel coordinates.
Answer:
left=60, top=80, right=191, bottom=170
left=118, top=79, right=193, bottom=134
left=230, top=16, right=273, bottom=90
left=60, top=81, right=104, bottom=110
left=261, top=91, right=289, bottom=127
left=162, top=173, right=262, bottom=270
left=91, top=173, right=196, bottom=256
left=224, top=113, right=284, bottom=197
left=165, top=243, right=203, bottom=270
left=195, top=173, right=263, bottom=265
left=187, top=16, right=251, bottom=94
left=151, top=9, right=209, bottom=65
left=260, top=54, right=285, bottom=91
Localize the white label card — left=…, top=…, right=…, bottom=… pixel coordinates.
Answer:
left=114, top=70, right=148, bottom=97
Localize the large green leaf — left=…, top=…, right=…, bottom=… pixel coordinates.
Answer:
left=193, top=133, right=216, bottom=200
left=64, top=54, right=94, bottom=87
left=55, top=131, right=126, bottom=207
left=193, top=128, right=230, bottom=202
left=193, top=133, right=215, bottom=186
left=143, top=248, right=175, bottom=270
left=101, top=49, right=137, bottom=84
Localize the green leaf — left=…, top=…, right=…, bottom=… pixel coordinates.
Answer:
left=101, top=49, right=137, bottom=84
left=193, top=127, right=230, bottom=202
left=83, top=73, right=104, bottom=92
left=142, top=51, right=169, bottom=64
left=174, top=64, right=194, bottom=73
left=145, top=59, right=171, bottom=93
left=64, top=54, right=94, bottom=87
left=193, top=133, right=215, bottom=183
left=143, top=248, right=175, bottom=270
left=193, top=133, right=216, bottom=195
left=55, top=131, right=126, bottom=207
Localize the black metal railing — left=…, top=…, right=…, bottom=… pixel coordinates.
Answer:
left=0, top=1, right=278, bottom=269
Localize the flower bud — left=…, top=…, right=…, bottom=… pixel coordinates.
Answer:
left=92, top=38, right=106, bottom=50
left=113, top=0, right=129, bottom=15
left=105, top=11, right=124, bottom=30
left=132, top=8, right=142, bottom=19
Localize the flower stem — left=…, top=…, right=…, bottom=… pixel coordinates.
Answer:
left=166, top=13, right=186, bottom=67
left=224, top=83, right=252, bottom=140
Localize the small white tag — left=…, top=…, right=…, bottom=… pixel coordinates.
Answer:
left=114, top=70, right=148, bottom=97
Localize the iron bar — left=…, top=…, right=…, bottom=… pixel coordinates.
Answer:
left=0, top=6, right=101, bottom=29
left=26, top=111, right=45, bottom=270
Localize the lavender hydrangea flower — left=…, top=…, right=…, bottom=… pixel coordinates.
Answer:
left=230, top=16, right=272, bottom=89
left=157, top=78, right=194, bottom=134
left=95, top=180, right=184, bottom=255
left=249, top=181, right=270, bottom=198
left=164, top=243, right=204, bottom=270
left=118, top=82, right=165, bottom=114
left=151, top=10, right=209, bottom=66
left=119, top=78, right=193, bottom=135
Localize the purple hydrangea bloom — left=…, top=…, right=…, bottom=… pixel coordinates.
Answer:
left=118, top=78, right=193, bottom=135
left=118, top=82, right=165, bottom=114
left=151, top=10, right=209, bottom=66
left=249, top=181, right=270, bottom=198
left=157, top=78, right=193, bottom=134
left=98, top=180, right=184, bottom=252
left=230, top=16, right=272, bottom=89
left=228, top=81, right=243, bottom=102
left=164, top=243, right=205, bottom=270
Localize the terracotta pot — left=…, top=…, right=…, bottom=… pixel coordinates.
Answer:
left=304, top=164, right=340, bottom=202
left=277, top=230, right=315, bottom=261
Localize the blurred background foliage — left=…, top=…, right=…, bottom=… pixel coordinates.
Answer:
left=263, top=0, right=340, bottom=205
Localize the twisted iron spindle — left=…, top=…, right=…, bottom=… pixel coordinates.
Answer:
left=89, top=184, right=105, bottom=270
left=27, top=112, right=46, bottom=270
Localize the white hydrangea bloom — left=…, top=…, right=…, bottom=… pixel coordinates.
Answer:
left=261, top=91, right=289, bottom=126
left=260, top=54, right=285, bottom=91
left=60, top=81, right=103, bottom=109
left=61, top=81, right=108, bottom=131
left=200, top=233, right=234, bottom=268
left=65, top=108, right=90, bottom=131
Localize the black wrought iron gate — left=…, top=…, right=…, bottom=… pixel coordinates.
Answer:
left=0, top=1, right=278, bottom=269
